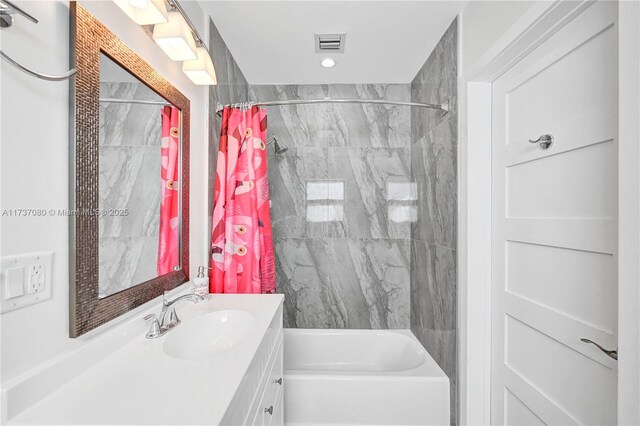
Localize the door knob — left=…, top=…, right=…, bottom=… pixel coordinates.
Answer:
left=580, top=338, right=618, bottom=360
left=529, top=134, right=554, bottom=149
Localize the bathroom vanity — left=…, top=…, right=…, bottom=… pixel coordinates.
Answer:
left=5, top=294, right=284, bottom=425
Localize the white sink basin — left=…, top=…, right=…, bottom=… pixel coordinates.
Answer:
left=163, top=310, right=254, bottom=360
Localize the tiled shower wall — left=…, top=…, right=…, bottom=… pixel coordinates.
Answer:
left=98, top=82, right=162, bottom=297
left=208, top=18, right=250, bottom=231
left=249, top=84, right=412, bottom=329
left=208, top=19, right=458, bottom=422
left=410, top=19, right=458, bottom=424
left=247, top=16, right=457, bottom=336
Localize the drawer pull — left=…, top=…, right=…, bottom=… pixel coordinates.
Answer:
left=274, top=377, right=283, bottom=385
left=264, top=406, right=274, bottom=415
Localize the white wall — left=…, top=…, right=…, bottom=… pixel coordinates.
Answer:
left=460, top=1, right=538, bottom=75
left=0, top=0, right=209, bottom=383
left=618, top=1, right=640, bottom=423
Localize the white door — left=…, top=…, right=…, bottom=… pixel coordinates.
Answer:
left=491, top=1, right=618, bottom=424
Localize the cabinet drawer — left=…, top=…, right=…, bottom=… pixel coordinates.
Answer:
left=248, top=331, right=283, bottom=426
left=271, top=387, right=284, bottom=426
left=261, top=338, right=283, bottom=425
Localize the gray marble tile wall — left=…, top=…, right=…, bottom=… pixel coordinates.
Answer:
left=410, top=18, right=458, bottom=425
left=210, top=16, right=458, bottom=424
left=249, top=84, right=412, bottom=329
left=208, top=18, right=250, bottom=231
left=98, top=82, right=162, bottom=297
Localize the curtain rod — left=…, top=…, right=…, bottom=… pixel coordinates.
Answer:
left=215, top=98, right=449, bottom=116
left=100, top=98, right=170, bottom=106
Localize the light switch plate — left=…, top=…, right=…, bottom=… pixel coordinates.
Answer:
left=1, top=252, right=53, bottom=313
left=5, top=267, right=25, bottom=299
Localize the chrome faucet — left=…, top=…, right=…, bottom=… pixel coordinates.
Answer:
left=143, top=291, right=204, bottom=339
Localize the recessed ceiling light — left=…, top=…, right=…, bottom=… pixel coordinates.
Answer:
left=321, top=58, right=336, bottom=68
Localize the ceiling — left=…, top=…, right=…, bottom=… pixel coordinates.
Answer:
left=198, top=1, right=467, bottom=84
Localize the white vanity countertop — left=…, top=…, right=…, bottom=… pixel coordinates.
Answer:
left=7, top=294, right=284, bottom=425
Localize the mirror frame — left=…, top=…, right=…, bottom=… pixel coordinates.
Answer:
left=69, top=3, right=190, bottom=337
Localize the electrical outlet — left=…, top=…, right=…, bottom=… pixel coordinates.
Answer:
left=28, top=264, right=45, bottom=293
left=1, top=252, right=53, bottom=313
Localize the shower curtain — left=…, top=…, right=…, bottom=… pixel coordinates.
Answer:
left=210, top=106, right=276, bottom=294
left=158, top=106, right=180, bottom=275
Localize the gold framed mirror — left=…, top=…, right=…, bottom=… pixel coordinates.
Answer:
left=69, top=3, right=190, bottom=337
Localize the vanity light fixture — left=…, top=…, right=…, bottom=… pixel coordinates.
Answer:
left=115, top=0, right=217, bottom=85
left=182, top=47, right=217, bottom=85
left=113, top=0, right=168, bottom=26
left=153, top=11, right=197, bottom=61
left=321, top=58, right=336, bottom=68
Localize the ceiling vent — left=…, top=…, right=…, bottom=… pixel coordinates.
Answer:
left=315, top=34, right=346, bottom=53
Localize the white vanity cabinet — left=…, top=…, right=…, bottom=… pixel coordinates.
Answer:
left=5, top=295, right=285, bottom=426
left=221, top=304, right=284, bottom=426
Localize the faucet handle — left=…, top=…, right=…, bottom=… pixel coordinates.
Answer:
left=168, top=307, right=179, bottom=325
left=143, top=314, right=161, bottom=339
left=143, top=313, right=157, bottom=323
left=162, top=290, right=170, bottom=306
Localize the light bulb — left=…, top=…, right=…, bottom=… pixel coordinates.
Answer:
left=183, top=47, right=218, bottom=85
left=321, top=58, right=336, bottom=68
left=129, top=0, right=149, bottom=9
left=153, top=12, right=198, bottom=61
left=114, top=0, right=168, bottom=25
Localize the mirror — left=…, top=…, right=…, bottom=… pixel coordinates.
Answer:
left=98, top=54, right=181, bottom=298
left=70, top=4, right=190, bottom=337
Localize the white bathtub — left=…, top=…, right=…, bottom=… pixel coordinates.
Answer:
left=283, top=329, right=450, bottom=426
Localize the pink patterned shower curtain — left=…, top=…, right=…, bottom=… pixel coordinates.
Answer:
left=158, top=106, right=180, bottom=275
left=210, top=106, right=276, bottom=294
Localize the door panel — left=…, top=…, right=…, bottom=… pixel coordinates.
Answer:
left=506, top=218, right=615, bottom=254
left=506, top=241, right=615, bottom=333
left=506, top=141, right=616, bottom=218
left=507, top=20, right=616, bottom=148
left=506, top=316, right=616, bottom=424
left=505, top=390, right=546, bottom=426
left=491, top=1, right=618, bottom=425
